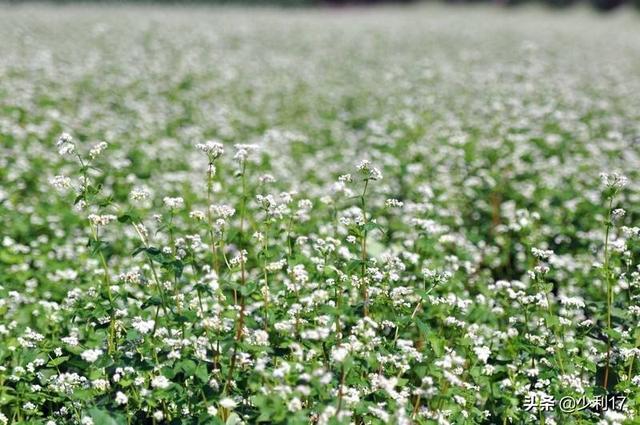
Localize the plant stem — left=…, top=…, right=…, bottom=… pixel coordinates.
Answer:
left=262, top=227, right=270, bottom=331
left=336, top=364, right=345, bottom=414
left=131, top=222, right=170, bottom=337
left=603, top=196, right=614, bottom=389
left=91, top=225, right=117, bottom=355
left=226, top=159, right=248, bottom=393
left=361, top=178, right=369, bottom=317
left=205, top=161, right=222, bottom=362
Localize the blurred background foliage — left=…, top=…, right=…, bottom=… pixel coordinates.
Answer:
left=2, top=0, right=638, bottom=13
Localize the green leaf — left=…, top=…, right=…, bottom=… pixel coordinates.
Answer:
left=87, top=184, right=102, bottom=195
left=195, top=362, right=209, bottom=383
left=145, top=247, right=162, bottom=256
left=540, top=282, right=553, bottom=293
left=604, top=328, right=622, bottom=340
left=88, top=239, right=112, bottom=257
left=167, top=259, right=184, bottom=278
left=195, top=283, right=214, bottom=295
left=141, top=296, right=163, bottom=309
left=88, top=407, right=124, bottom=425
left=118, top=213, right=139, bottom=224
left=239, top=282, right=257, bottom=297
left=175, top=311, right=198, bottom=323
left=131, top=245, right=147, bottom=257
left=126, top=330, right=141, bottom=342
left=47, top=356, right=69, bottom=367
left=98, top=196, right=113, bottom=207
left=363, top=221, right=385, bottom=234
left=177, top=359, right=196, bottom=375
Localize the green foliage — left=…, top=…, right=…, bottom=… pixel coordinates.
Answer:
left=1, top=5, right=640, bottom=425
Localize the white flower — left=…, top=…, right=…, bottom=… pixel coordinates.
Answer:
left=454, top=394, right=466, bottom=406
left=219, top=397, right=237, bottom=409
left=151, top=375, right=171, bottom=389
left=211, top=204, right=235, bottom=218
left=612, top=208, right=626, bottom=220
left=196, top=140, right=224, bottom=159
left=331, top=345, right=349, bottom=363
left=61, top=335, right=79, bottom=346
left=356, top=159, right=383, bottom=181
left=80, top=349, right=103, bottom=363
left=473, top=346, right=491, bottom=364
left=163, top=196, right=184, bottom=209
left=56, top=132, right=75, bottom=156
left=622, top=226, right=640, bottom=238
left=266, top=259, right=287, bottom=272
left=115, top=391, right=128, bottom=405
left=259, top=174, right=275, bottom=184
left=532, top=248, right=553, bottom=260
left=288, top=397, right=302, bottom=412
left=190, top=210, right=206, bottom=221
left=385, top=198, right=403, bottom=208
left=88, top=214, right=117, bottom=227
left=80, top=417, right=94, bottom=425
left=233, top=144, right=258, bottom=162
left=230, top=250, right=248, bottom=267
left=50, top=175, right=72, bottom=191
left=600, top=172, right=628, bottom=190
left=130, top=187, right=151, bottom=201
left=132, top=317, right=155, bottom=334
left=559, top=296, right=585, bottom=308
left=92, top=378, right=109, bottom=391
left=603, top=410, right=627, bottom=424
left=89, top=141, right=108, bottom=159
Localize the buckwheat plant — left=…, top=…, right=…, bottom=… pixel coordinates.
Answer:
left=2, top=5, right=640, bottom=425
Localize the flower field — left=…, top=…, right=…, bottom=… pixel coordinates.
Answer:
left=1, top=5, right=640, bottom=424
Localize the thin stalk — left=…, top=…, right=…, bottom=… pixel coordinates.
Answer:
left=91, top=224, right=117, bottom=355
left=603, top=196, right=614, bottom=389
left=539, top=281, right=566, bottom=375
left=262, top=226, right=270, bottom=331
left=336, top=365, right=346, bottom=414
left=131, top=222, right=170, bottom=336
left=225, top=159, right=248, bottom=393
left=205, top=161, right=223, bottom=363
left=77, top=153, right=117, bottom=355
left=360, top=179, right=369, bottom=317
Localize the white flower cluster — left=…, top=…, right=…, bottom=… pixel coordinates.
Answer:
left=196, top=140, right=224, bottom=160
left=356, top=159, right=383, bottom=181
left=88, top=214, right=117, bottom=227
left=163, top=196, right=184, bottom=209
left=56, top=133, right=75, bottom=156
left=89, top=141, right=108, bottom=159
left=600, top=171, right=628, bottom=190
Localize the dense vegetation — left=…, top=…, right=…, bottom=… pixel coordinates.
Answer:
left=1, top=5, right=640, bottom=425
